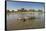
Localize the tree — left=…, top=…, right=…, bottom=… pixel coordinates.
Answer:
left=32, top=9, right=36, bottom=12
left=38, top=9, right=42, bottom=12
left=29, top=9, right=32, bottom=12
left=7, top=10, right=10, bottom=13
left=21, top=8, right=25, bottom=12
left=24, top=9, right=27, bottom=12
left=12, top=10, right=14, bottom=13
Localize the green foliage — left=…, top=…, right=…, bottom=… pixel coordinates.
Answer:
left=38, top=9, right=42, bottom=12
left=12, top=10, right=14, bottom=12
left=7, top=10, right=10, bottom=13
left=32, top=9, right=36, bottom=12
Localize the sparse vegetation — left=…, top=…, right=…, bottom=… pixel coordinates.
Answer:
left=38, top=9, right=42, bottom=12
left=7, top=8, right=42, bottom=14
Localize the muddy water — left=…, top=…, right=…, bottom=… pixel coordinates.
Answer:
left=7, top=12, right=45, bottom=30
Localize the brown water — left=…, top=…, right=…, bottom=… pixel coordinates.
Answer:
left=7, top=12, right=45, bottom=30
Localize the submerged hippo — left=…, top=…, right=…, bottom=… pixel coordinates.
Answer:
left=17, top=17, right=29, bottom=22
left=17, top=17, right=25, bottom=22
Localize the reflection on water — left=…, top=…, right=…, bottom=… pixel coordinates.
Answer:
left=7, top=12, right=44, bottom=21
left=7, top=12, right=45, bottom=30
